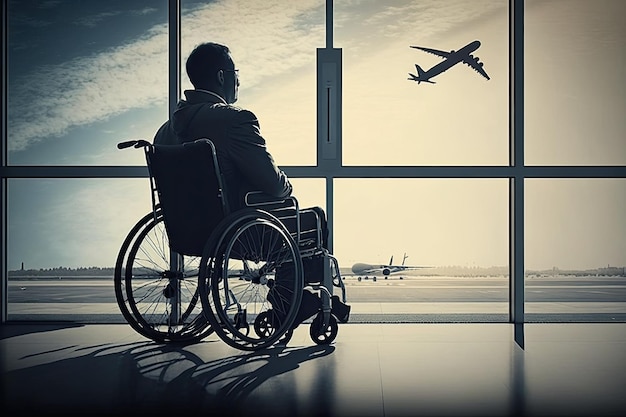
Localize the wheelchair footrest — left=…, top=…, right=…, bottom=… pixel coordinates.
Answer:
left=332, top=295, right=351, bottom=323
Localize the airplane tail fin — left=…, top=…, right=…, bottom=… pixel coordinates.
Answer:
left=389, top=255, right=394, bottom=266
left=402, top=253, right=408, bottom=266
left=412, top=64, right=435, bottom=84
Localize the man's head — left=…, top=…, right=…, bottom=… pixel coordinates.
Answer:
left=186, top=42, right=239, bottom=104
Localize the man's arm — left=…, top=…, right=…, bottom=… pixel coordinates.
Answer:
left=228, top=109, right=292, bottom=198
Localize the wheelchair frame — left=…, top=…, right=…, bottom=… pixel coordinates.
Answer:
left=114, top=139, right=347, bottom=351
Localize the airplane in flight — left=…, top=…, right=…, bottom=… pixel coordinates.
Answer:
left=408, top=40, right=490, bottom=84
left=351, top=253, right=431, bottom=280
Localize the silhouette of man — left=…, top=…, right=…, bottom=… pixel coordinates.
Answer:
left=153, top=42, right=349, bottom=328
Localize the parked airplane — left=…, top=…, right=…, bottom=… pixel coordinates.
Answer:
left=408, top=40, right=490, bottom=84
left=351, top=253, right=430, bottom=280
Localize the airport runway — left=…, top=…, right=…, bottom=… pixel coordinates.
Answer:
left=7, top=275, right=626, bottom=323
left=7, top=275, right=626, bottom=303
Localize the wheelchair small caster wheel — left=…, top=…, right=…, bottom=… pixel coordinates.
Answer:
left=254, top=311, right=280, bottom=338
left=309, top=313, right=338, bottom=345
left=254, top=311, right=293, bottom=345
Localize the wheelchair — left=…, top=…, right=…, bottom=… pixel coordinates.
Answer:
left=114, top=138, right=348, bottom=351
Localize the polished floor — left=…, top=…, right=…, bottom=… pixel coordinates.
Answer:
left=1, top=322, right=625, bottom=416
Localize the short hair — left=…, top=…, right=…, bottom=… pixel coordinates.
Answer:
left=186, top=42, right=231, bottom=90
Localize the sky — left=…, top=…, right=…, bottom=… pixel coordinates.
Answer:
left=5, top=0, right=626, bottom=271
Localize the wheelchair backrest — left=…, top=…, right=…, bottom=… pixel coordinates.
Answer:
left=146, top=139, right=228, bottom=257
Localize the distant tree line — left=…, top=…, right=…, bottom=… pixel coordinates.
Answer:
left=526, top=266, right=626, bottom=277
left=8, top=266, right=115, bottom=278
left=8, top=264, right=626, bottom=278
left=341, top=265, right=626, bottom=278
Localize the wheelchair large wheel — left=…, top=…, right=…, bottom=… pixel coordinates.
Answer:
left=114, top=209, right=212, bottom=343
left=200, top=209, right=304, bottom=351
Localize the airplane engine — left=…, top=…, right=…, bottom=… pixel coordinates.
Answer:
left=382, top=268, right=391, bottom=275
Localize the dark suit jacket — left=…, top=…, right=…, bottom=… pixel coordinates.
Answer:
left=153, top=89, right=292, bottom=210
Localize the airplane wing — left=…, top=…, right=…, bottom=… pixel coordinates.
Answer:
left=359, top=265, right=430, bottom=273
left=463, top=54, right=490, bottom=80
left=391, top=266, right=431, bottom=271
left=409, top=45, right=450, bottom=58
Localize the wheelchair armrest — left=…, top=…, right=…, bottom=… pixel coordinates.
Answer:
left=244, top=191, right=299, bottom=210
left=244, top=192, right=325, bottom=251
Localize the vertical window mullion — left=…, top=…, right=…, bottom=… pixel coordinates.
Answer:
left=509, top=0, right=525, bottom=346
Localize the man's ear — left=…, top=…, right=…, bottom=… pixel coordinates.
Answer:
left=217, top=69, right=225, bottom=85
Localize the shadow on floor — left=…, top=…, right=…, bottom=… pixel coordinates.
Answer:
left=3, top=337, right=336, bottom=416
left=0, top=322, right=85, bottom=339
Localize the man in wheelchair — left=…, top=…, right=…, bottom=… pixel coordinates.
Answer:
left=153, top=42, right=350, bottom=331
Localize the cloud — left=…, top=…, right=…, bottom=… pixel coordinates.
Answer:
left=7, top=0, right=324, bottom=152
left=74, top=7, right=159, bottom=27
left=335, top=0, right=504, bottom=47
left=39, top=1, right=62, bottom=9
left=8, top=27, right=169, bottom=151
left=7, top=0, right=503, bottom=152
left=74, top=11, right=122, bottom=28
left=180, top=0, right=325, bottom=89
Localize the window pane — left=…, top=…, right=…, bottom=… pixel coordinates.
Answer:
left=181, top=0, right=324, bottom=166
left=335, top=1, right=509, bottom=166
left=7, top=0, right=168, bottom=166
left=525, top=0, right=626, bottom=165
left=7, top=179, right=153, bottom=321
left=290, top=178, right=326, bottom=210
left=5, top=176, right=324, bottom=322
left=334, top=179, right=509, bottom=322
left=525, top=179, right=626, bottom=322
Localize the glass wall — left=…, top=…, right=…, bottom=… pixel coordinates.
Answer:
left=525, top=0, right=626, bottom=166
left=5, top=176, right=325, bottom=322
left=2, top=0, right=625, bottom=325
left=335, top=179, right=509, bottom=322
left=333, top=1, right=512, bottom=322
left=7, top=0, right=169, bottom=166
left=4, top=0, right=327, bottom=322
left=7, top=178, right=152, bottom=321
left=522, top=0, right=626, bottom=322
left=525, top=179, right=626, bottom=322
left=181, top=0, right=324, bottom=166
left=335, top=0, right=510, bottom=166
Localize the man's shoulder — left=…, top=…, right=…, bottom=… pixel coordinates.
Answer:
left=206, top=104, right=259, bottom=129
left=213, top=103, right=256, bottom=117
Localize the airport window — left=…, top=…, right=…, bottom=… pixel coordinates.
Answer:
left=525, top=179, right=626, bottom=322
left=2, top=0, right=625, bottom=326
left=520, top=0, right=626, bottom=324
left=6, top=178, right=152, bottom=321
left=525, top=0, right=626, bottom=166
left=181, top=0, right=323, bottom=166
left=334, top=179, right=510, bottom=322
left=6, top=0, right=169, bottom=166
left=335, top=0, right=510, bottom=166
left=289, top=178, right=327, bottom=209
